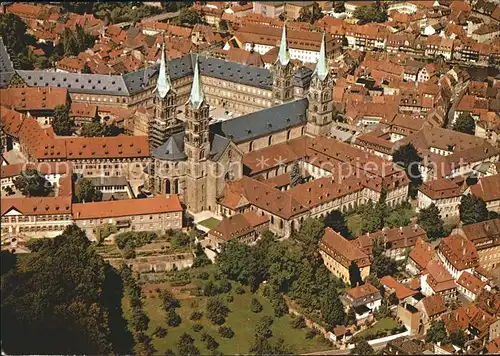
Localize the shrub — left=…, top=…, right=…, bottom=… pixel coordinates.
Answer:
left=192, top=324, right=203, bottom=332
left=226, top=294, right=234, bottom=303
left=190, top=311, right=203, bottom=321
left=218, top=326, right=235, bottom=339
left=235, top=286, right=245, bottom=295
left=305, top=328, right=319, bottom=339
left=153, top=326, right=168, bottom=338
left=217, top=279, right=232, bottom=294
left=198, top=271, right=210, bottom=280
left=291, top=315, right=306, bottom=329
left=167, top=308, right=181, bottom=327
left=251, top=297, right=263, bottom=313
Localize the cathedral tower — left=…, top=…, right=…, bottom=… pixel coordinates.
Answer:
left=149, top=43, right=182, bottom=149
left=271, top=24, right=294, bottom=106
left=306, top=32, right=335, bottom=137
left=184, top=55, right=211, bottom=212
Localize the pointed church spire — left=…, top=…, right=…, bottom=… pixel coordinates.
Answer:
left=155, top=43, right=172, bottom=98
left=314, top=31, right=329, bottom=82
left=276, top=23, right=290, bottom=66
left=188, top=55, right=205, bottom=109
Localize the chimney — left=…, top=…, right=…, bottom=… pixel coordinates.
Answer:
left=399, top=226, right=403, bottom=231
left=463, top=248, right=466, bottom=255
left=414, top=224, right=418, bottom=232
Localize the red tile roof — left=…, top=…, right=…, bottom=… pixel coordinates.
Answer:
left=380, top=276, right=418, bottom=301
left=438, top=234, right=479, bottom=271
left=421, top=294, right=446, bottom=318
left=469, top=174, right=500, bottom=203
left=319, top=227, right=371, bottom=268
left=72, top=195, right=182, bottom=220
left=346, top=282, right=380, bottom=300
left=456, top=271, right=486, bottom=296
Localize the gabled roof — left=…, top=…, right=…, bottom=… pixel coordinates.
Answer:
left=212, top=98, right=308, bottom=143
left=152, top=132, right=187, bottom=161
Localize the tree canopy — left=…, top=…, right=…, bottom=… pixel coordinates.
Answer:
left=13, top=169, right=52, bottom=197
left=1, top=225, right=133, bottom=354
left=174, top=8, right=206, bottom=27
left=81, top=119, right=122, bottom=137
left=360, top=200, right=386, bottom=233
left=393, top=143, right=423, bottom=198
left=459, top=194, right=489, bottom=225
left=52, top=105, right=74, bottom=136
left=77, top=178, right=102, bottom=203
left=350, top=339, right=374, bottom=355
left=297, top=2, right=324, bottom=24
left=371, top=239, right=398, bottom=278
left=323, top=209, right=352, bottom=239
left=0, top=13, right=37, bottom=69
left=290, top=161, right=303, bottom=187
left=426, top=320, right=449, bottom=344
left=417, top=203, right=445, bottom=240
left=453, top=112, right=475, bottom=135
left=349, top=261, right=362, bottom=287
left=353, top=5, right=388, bottom=25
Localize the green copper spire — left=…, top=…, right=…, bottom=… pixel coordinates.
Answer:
left=155, top=43, right=172, bottom=98
left=189, top=55, right=205, bottom=109
left=314, top=31, right=329, bottom=82
left=276, top=24, right=290, bottom=66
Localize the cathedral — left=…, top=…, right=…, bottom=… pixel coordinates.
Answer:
left=147, top=26, right=335, bottom=214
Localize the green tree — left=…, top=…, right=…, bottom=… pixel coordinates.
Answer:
left=350, top=339, right=374, bottom=355
left=386, top=211, right=411, bottom=228
left=0, top=13, right=36, bottom=69
left=450, top=328, right=465, bottom=348
left=345, top=307, right=356, bottom=325
left=290, top=160, right=303, bottom=187
left=324, top=209, right=351, bottom=239
left=1, top=225, right=133, bottom=354
left=13, top=169, right=52, bottom=197
left=206, top=297, right=230, bottom=325
left=426, top=320, right=449, bottom=344
left=216, top=240, right=262, bottom=288
left=176, top=333, right=200, bottom=356
left=453, top=112, right=475, bottom=135
left=161, top=290, right=181, bottom=311
left=175, top=8, right=205, bottom=27
left=360, top=201, right=385, bottom=233
left=417, top=203, right=445, bottom=240
left=349, top=261, right=362, bottom=287
left=82, top=62, right=92, bottom=73
left=77, top=178, right=102, bottom=203
left=334, top=1, right=345, bottom=13
left=297, top=2, right=324, bottom=24
left=167, top=308, right=182, bottom=327
left=218, top=326, right=234, bottom=339
left=52, top=105, right=74, bottom=136
left=459, top=194, right=489, bottom=225
left=393, top=143, right=423, bottom=198
left=131, top=309, right=150, bottom=332
left=371, top=240, right=398, bottom=278
left=251, top=297, right=263, bottom=313
left=321, top=286, right=346, bottom=330
left=353, top=5, right=387, bottom=25
left=254, top=315, right=274, bottom=340
left=218, top=19, right=229, bottom=32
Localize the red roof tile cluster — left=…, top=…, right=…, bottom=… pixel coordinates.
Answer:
left=425, top=260, right=457, bottom=293
left=438, top=234, right=479, bottom=271
left=380, top=276, right=418, bottom=301
left=409, top=237, right=434, bottom=270
left=346, top=282, right=380, bottom=300
left=456, top=271, right=486, bottom=296
left=469, top=174, right=500, bottom=203
left=209, top=211, right=269, bottom=241
left=72, top=195, right=182, bottom=220
left=0, top=88, right=68, bottom=112
left=421, top=294, right=446, bottom=318
left=319, top=228, right=371, bottom=269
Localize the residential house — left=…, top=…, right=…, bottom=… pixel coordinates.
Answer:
left=342, top=282, right=382, bottom=323
left=407, top=237, right=435, bottom=276
left=467, top=174, right=500, bottom=213
left=420, top=260, right=458, bottom=303
left=416, top=294, right=447, bottom=330
left=436, top=234, right=479, bottom=280
left=418, top=178, right=462, bottom=219
left=456, top=271, right=487, bottom=301
left=457, top=218, right=500, bottom=271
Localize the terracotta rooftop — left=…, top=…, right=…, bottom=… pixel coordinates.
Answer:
left=72, top=195, right=182, bottom=220
left=418, top=178, right=462, bottom=200
left=469, top=174, right=500, bottom=203
left=459, top=218, right=500, bottom=250
left=410, top=237, right=435, bottom=271
left=456, top=271, right=486, bottom=296
left=1, top=196, right=72, bottom=217
left=425, top=260, right=457, bottom=293
left=421, top=294, right=446, bottom=318
left=380, top=276, right=418, bottom=301
left=0, top=87, right=68, bottom=112
left=346, top=282, right=380, bottom=300
left=209, top=211, right=269, bottom=241
left=354, top=225, right=427, bottom=257
left=438, top=234, right=479, bottom=271
left=70, top=102, right=97, bottom=118
left=319, top=227, right=371, bottom=268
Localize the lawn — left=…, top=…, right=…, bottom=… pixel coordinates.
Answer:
left=355, top=317, right=398, bottom=339
left=123, top=283, right=331, bottom=354
left=197, top=217, right=221, bottom=230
